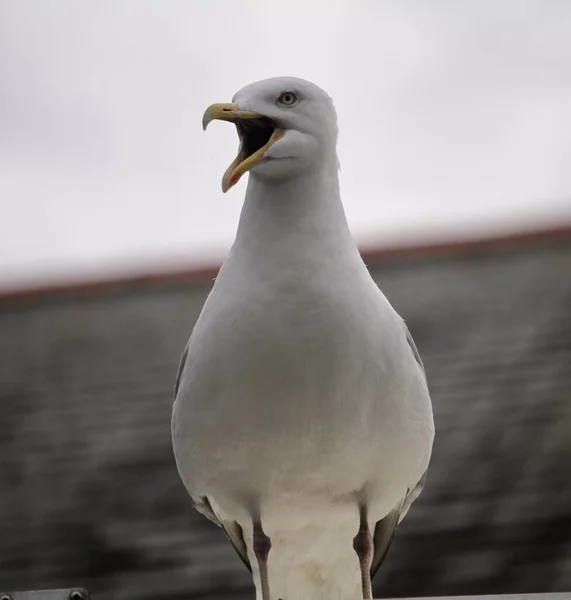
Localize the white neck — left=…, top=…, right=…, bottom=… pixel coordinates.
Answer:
left=229, top=161, right=362, bottom=269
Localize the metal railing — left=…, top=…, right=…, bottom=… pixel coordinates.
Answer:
left=1, top=592, right=570, bottom=600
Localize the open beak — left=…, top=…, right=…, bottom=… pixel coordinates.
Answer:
left=202, top=103, right=285, bottom=192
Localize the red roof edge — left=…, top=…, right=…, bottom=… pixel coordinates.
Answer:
left=360, top=223, right=571, bottom=264
left=1, top=224, right=570, bottom=306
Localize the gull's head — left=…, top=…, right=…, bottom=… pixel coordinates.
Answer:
left=202, top=76, right=338, bottom=192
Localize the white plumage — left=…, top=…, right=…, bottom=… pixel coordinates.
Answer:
left=172, top=76, right=434, bottom=600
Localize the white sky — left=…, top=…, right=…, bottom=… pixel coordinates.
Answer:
left=1, top=0, right=571, bottom=288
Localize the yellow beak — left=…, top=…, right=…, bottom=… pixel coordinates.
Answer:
left=202, top=103, right=285, bottom=192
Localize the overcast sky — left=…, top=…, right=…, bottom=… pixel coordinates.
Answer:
left=1, top=0, right=571, bottom=288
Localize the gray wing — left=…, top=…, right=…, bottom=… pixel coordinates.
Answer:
left=174, top=346, right=252, bottom=572
left=174, top=342, right=189, bottom=399
left=370, top=323, right=428, bottom=577
left=198, top=497, right=252, bottom=572
left=370, top=470, right=428, bottom=578
left=221, top=520, right=251, bottom=572
left=405, top=321, right=426, bottom=377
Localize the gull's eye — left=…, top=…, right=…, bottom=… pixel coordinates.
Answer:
left=277, top=91, right=298, bottom=107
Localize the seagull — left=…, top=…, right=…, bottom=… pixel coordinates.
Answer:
left=172, top=76, right=434, bottom=600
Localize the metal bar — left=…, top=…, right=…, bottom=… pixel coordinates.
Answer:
left=0, top=590, right=89, bottom=600
left=1, top=592, right=569, bottom=600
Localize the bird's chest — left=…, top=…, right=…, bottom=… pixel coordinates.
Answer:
left=196, top=279, right=386, bottom=423
left=173, top=279, right=421, bottom=497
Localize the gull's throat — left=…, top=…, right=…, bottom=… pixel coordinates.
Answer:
left=237, top=118, right=276, bottom=161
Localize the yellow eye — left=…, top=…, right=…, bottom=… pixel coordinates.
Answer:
left=277, top=91, right=298, bottom=106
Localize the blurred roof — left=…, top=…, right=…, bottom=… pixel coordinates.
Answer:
left=0, top=224, right=570, bottom=599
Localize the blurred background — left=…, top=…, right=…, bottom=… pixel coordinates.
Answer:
left=1, top=1, right=570, bottom=599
